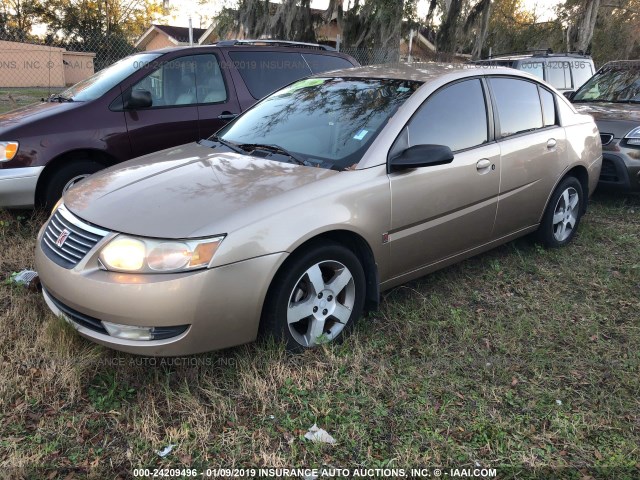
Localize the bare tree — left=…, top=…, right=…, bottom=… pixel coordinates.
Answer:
left=343, top=0, right=412, bottom=61
left=437, top=0, right=463, bottom=53
left=566, top=0, right=601, bottom=52
left=465, top=0, right=492, bottom=59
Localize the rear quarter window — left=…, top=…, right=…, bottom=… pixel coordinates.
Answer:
left=539, top=87, right=557, bottom=127
left=228, top=51, right=312, bottom=99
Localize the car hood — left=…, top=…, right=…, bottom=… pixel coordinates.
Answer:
left=574, top=102, right=640, bottom=138
left=0, top=101, right=80, bottom=133
left=64, top=142, right=338, bottom=238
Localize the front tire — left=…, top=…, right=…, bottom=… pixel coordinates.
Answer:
left=41, top=159, right=105, bottom=209
left=537, top=176, right=584, bottom=248
left=261, top=242, right=366, bottom=352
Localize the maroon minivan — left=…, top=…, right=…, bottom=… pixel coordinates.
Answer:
left=0, top=40, right=358, bottom=208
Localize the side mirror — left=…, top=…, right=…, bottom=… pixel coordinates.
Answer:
left=389, top=144, right=454, bottom=172
left=124, top=89, right=152, bottom=109
left=563, top=91, right=575, bottom=101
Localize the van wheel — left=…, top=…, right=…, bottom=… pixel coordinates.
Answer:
left=261, top=242, right=366, bottom=352
left=537, top=176, right=584, bottom=248
left=42, top=160, right=105, bottom=208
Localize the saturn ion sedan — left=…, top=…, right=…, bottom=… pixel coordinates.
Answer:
left=35, top=64, right=602, bottom=355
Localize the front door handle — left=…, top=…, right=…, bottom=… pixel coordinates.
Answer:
left=218, top=112, right=238, bottom=120
left=547, top=138, right=557, bottom=149
left=476, top=158, right=492, bottom=173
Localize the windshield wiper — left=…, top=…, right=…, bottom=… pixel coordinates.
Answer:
left=48, top=95, right=73, bottom=103
left=207, top=135, right=246, bottom=155
left=238, top=143, right=309, bottom=166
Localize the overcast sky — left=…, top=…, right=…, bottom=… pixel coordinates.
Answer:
left=169, top=0, right=562, bottom=29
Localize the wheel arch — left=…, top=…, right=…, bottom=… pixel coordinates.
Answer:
left=540, top=164, right=590, bottom=221
left=565, top=165, right=589, bottom=213
left=35, top=149, right=119, bottom=206
left=261, top=229, right=380, bottom=322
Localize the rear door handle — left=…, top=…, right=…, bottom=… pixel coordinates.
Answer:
left=547, top=138, right=557, bottom=149
left=476, top=159, right=492, bottom=173
left=218, top=112, right=238, bottom=120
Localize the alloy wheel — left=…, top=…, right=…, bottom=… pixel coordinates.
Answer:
left=552, top=187, right=579, bottom=242
left=287, top=260, right=356, bottom=347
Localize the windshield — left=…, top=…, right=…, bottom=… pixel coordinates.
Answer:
left=573, top=65, right=640, bottom=103
left=56, top=53, right=161, bottom=102
left=217, top=77, right=422, bottom=170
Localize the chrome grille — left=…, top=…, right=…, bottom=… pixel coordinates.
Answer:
left=41, top=205, right=109, bottom=269
left=600, top=133, right=614, bottom=146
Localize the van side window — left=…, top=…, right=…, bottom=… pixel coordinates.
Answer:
left=520, top=62, right=544, bottom=80
left=132, top=56, right=198, bottom=107
left=489, top=78, right=543, bottom=137
left=228, top=51, right=312, bottom=99
left=539, top=87, right=557, bottom=127
left=194, top=55, right=227, bottom=104
left=546, top=61, right=572, bottom=90
left=406, top=79, right=488, bottom=152
left=571, top=61, right=594, bottom=90
left=302, top=54, right=354, bottom=74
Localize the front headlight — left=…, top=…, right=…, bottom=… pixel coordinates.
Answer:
left=0, top=141, right=19, bottom=162
left=624, top=126, right=640, bottom=146
left=99, top=234, right=225, bottom=273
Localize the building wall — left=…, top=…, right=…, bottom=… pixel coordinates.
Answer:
left=63, top=51, right=96, bottom=86
left=315, top=22, right=341, bottom=43
left=0, top=40, right=95, bottom=88
left=145, top=33, right=176, bottom=51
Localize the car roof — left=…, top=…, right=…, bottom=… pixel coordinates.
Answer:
left=135, top=43, right=344, bottom=56
left=601, top=59, right=640, bottom=69
left=313, top=62, right=533, bottom=83
left=476, top=53, right=592, bottom=62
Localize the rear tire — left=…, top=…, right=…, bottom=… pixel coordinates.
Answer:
left=41, top=159, right=105, bottom=209
left=261, top=242, right=366, bottom=352
left=537, top=176, right=584, bottom=248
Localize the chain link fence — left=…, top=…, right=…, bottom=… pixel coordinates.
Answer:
left=0, top=30, right=433, bottom=114
left=0, top=31, right=138, bottom=113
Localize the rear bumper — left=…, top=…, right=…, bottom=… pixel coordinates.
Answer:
left=0, top=166, right=42, bottom=208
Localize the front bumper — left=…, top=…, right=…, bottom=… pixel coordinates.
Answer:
left=35, top=238, right=288, bottom=356
left=0, top=166, right=43, bottom=208
left=599, top=141, right=640, bottom=192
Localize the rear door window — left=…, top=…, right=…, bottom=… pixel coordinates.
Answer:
left=228, top=51, right=312, bottom=99
left=489, top=78, right=543, bottom=137
left=302, top=54, right=354, bottom=74
left=407, top=78, right=489, bottom=152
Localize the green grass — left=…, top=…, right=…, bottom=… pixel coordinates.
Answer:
left=0, top=88, right=63, bottom=114
left=0, top=192, right=639, bottom=478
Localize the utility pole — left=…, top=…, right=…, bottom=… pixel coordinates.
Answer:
left=408, top=29, right=414, bottom=63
